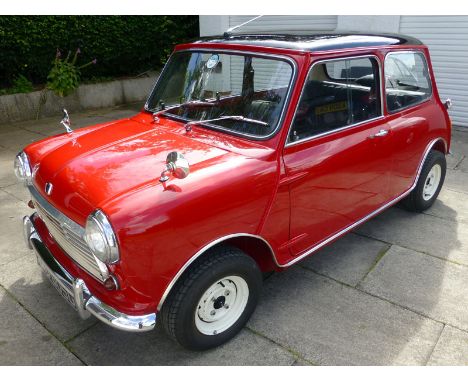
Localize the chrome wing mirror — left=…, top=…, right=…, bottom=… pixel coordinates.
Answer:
left=160, top=152, right=190, bottom=183
left=60, top=108, right=73, bottom=133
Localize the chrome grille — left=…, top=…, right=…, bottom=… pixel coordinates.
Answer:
left=28, top=185, right=105, bottom=282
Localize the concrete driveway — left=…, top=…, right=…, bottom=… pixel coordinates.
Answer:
left=1, top=106, right=467, bottom=365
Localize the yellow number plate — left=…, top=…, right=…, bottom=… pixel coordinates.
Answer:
left=315, top=101, right=347, bottom=115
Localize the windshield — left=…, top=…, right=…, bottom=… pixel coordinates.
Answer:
left=146, top=51, right=294, bottom=138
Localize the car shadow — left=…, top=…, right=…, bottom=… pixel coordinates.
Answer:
left=250, top=199, right=461, bottom=365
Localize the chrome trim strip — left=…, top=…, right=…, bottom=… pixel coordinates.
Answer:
left=25, top=214, right=156, bottom=332
left=276, top=137, right=446, bottom=267
left=285, top=54, right=385, bottom=148
left=156, top=233, right=276, bottom=311
left=286, top=116, right=386, bottom=147
left=144, top=48, right=298, bottom=141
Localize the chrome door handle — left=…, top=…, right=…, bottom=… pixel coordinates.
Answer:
left=369, top=129, right=389, bottom=139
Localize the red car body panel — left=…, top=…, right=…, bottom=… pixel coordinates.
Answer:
left=23, top=38, right=451, bottom=316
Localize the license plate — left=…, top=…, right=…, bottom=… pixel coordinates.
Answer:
left=36, top=254, right=77, bottom=310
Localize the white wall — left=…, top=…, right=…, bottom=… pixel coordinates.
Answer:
left=199, top=15, right=400, bottom=36
left=199, top=16, right=229, bottom=37
left=337, top=16, right=400, bottom=33
left=200, top=15, right=339, bottom=36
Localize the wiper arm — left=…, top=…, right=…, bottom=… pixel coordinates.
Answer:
left=154, top=99, right=216, bottom=115
left=396, top=80, right=419, bottom=89
left=184, top=115, right=269, bottom=132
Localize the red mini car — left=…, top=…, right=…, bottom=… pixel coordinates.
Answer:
left=16, top=32, right=452, bottom=350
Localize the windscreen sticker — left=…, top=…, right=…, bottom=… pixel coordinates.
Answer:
left=315, top=101, right=347, bottom=115
left=206, top=54, right=219, bottom=69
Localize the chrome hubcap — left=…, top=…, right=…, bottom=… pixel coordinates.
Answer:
left=423, top=164, right=442, bottom=201
left=195, top=276, right=249, bottom=335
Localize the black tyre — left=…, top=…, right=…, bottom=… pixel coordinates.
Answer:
left=160, top=245, right=262, bottom=350
left=402, top=150, right=446, bottom=212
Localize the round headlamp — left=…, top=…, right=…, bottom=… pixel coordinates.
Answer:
left=14, top=151, right=32, bottom=184
left=84, top=210, right=119, bottom=264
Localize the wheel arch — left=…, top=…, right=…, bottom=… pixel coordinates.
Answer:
left=431, top=138, right=447, bottom=155
left=157, top=233, right=277, bottom=311
left=413, top=137, right=447, bottom=186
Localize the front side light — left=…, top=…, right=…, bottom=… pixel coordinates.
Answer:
left=14, top=151, right=32, bottom=184
left=84, top=210, right=120, bottom=264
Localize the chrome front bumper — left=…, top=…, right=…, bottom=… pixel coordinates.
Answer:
left=23, top=214, right=156, bottom=332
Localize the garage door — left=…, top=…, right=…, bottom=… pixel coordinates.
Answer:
left=400, top=16, right=468, bottom=127
left=229, top=15, right=338, bottom=33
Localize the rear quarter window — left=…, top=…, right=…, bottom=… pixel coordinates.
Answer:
left=385, top=51, right=432, bottom=112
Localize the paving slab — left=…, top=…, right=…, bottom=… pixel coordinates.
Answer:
left=457, top=157, right=468, bottom=173
left=428, top=325, right=468, bottom=366
left=291, top=359, right=314, bottom=366
left=0, top=287, right=82, bottom=365
left=86, top=108, right=139, bottom=121
left=21, top=113, right=133, bottom=137
left=0, top=254, right=97, bottom=342
left=0, top=190, right=32, bottom=266
left=2, top=182, right=30, bottom=204
left=247, top=267, right=442, bottom=365
left=0, top=147, right=18, bottom=188
left=451, top=129, right=468, bottom=157
left=0, top=128, right=44, bottom=153
left=300, top=232, right=390, bottom=286
left=424, top=188, right=468, bottom=224
left=444, top=169, right=468, bottom=195
left=2, top=106, right=138, bottom=143
left=356, top=207, right=468, bottom=266
left=67, top=323, right=295, bottom=366
left=360, top=245, right=468, bottom=332
left=0, top=121, right=26, bottom=134
left=446, top=153, right=464, bottom=170
left=447, top=129, right=467, bottom=169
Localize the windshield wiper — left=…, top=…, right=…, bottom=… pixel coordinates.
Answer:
left=184, top=115, right=269, bottom=132
left=153, top=99, right=217, bottom=115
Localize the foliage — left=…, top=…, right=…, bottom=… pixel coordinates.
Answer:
left=46, top=48, right=96, bottom=97
left=12, top=74, right=34, bottom=93
left=0, top=16, right=199, bottom=88
left=0, top=74, right=34, bottom=95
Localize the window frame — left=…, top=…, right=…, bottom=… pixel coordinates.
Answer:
left=144, top=48, right=298, bottom=141
left=384, top=50, right=433, bottom=114
left=285, top=54, right=384, bottom=147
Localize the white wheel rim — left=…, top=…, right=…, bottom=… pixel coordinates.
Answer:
left=423, top=163, right=442, bottom=201
left=195, top=275, right=249, bottom=336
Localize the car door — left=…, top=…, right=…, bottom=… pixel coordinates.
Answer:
left=281, top=55, right=393, bottom=261
left=384, top=51, right=436, bottom=198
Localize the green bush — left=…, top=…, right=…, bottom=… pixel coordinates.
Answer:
left=0, top=16, right=199, bottom=88
left=0, top=74, right=34, bottom=95
left=46, top=49, right=97, bottom=97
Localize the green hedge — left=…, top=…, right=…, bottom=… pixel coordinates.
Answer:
left=0, top=16, right=199, bottom=88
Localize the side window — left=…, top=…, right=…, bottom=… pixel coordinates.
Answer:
left=385, top=52, right=432, bottom=112
left=288, top=56, right=381, bottom=143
